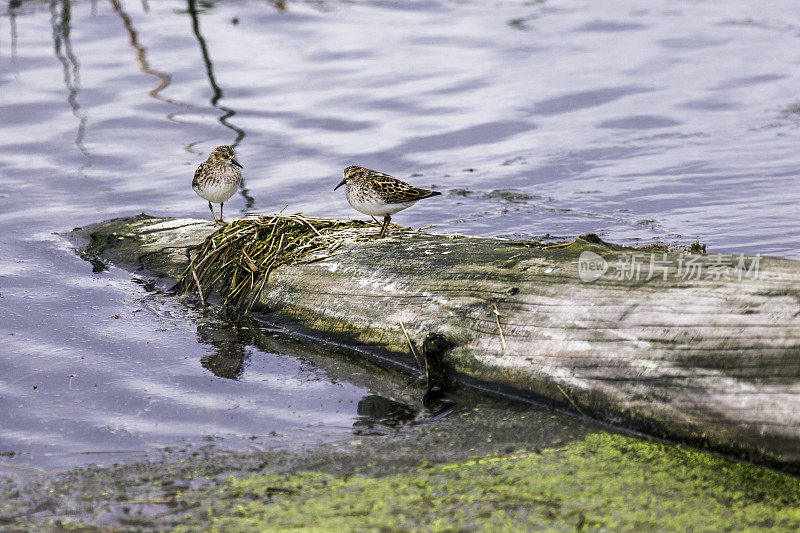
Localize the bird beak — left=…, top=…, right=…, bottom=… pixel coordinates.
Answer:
left=232, top=159, right=243, bottom=169
left=334, top=179, right=346, bottom=191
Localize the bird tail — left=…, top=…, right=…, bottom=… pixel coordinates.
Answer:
left=421, top=189, right=443, bottom=199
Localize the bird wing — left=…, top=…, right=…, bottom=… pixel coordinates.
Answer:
left=192, top=162, right=208, bottom=189
left=369, top=173, right=443, bottom=204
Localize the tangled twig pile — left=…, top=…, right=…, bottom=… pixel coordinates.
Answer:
left=176, top=214, right=377, bottom=313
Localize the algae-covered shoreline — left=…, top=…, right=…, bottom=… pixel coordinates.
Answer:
left=3, top=402, right=800, bottom=531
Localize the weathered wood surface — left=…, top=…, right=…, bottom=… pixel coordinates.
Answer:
left=73, top=215, right=800, bottom=470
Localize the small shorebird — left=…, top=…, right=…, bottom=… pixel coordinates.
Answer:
left=192, top=145, right=243, bottom=225
left=334, top=165, right=442, bottom=238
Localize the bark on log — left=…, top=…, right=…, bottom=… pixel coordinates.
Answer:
left=71, top=214, right=800, bottom=471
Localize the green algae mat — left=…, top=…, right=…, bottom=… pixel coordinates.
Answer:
left=4, top=398, right=800, bottom=531
left=13, top=431, right=795, bottom=531
left=173, top=433, right=800, bottom=532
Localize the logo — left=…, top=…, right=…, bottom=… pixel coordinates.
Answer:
left=578, top=251, right=608, bottom=283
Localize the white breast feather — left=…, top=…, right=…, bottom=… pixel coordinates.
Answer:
left=347, top=190, right=417, bottom=216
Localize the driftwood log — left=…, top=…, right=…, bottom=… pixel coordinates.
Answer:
left=72, top=215, right=800, bottom=471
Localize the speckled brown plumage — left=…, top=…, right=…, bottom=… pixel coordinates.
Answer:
left=334, top=165, right=442, bottom=238
left=342, top=165, right=441, bottom=204
left=192, top=145, right=242, bottom=225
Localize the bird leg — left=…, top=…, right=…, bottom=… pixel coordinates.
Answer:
left=378, top=214, right=391, bottom=238
left=219, top=202, right=225, bottom=224
left=208, top=201, right=221, bottom=225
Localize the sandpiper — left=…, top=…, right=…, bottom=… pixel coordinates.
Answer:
left=192, top=145, right=243, bottom=225
left=334, top=165, right=442, bottom=238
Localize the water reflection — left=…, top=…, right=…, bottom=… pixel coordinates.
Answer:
left=110, top=0, right=179, bottom=109
left=196, top=322, right=250, bottom=380
left=186, top=0, right=254, bottom=208
left=192, top=314, right=442, bottom=432
left=49, top=0, right=90, bottom=162
left=8, top=0, right=20, bottom=61
left=353, top=395, right=419, bottom=434
left=186, top=0, right=244, bottom=146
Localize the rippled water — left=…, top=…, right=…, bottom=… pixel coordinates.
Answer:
left=2, top=0, right=800, bottom=473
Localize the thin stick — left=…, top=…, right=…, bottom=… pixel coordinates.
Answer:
left=295, top=214, right=323, bottom=237
left=117, top=499, right=174, bottom=505
left=491, top=304, right=507, bottom=350
left=399, top=320, right=423, bottom=375
left=556, top=384, right=586, bottom=417
left=247, top=272, right=270, bottom=314
left=0, top=305, right=23, bottom=317
left=191, top=264, right=206, bottom=312
left=296, top=249, right=352, bottom=264
left=0, top=461, right=45, bottom=473
left=241, top=249, right=259, bottom=272
left=543, top=241, right=574, bottom=249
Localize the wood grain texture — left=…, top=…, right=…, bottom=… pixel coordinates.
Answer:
left=73, top=215, right=800, bottom=470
